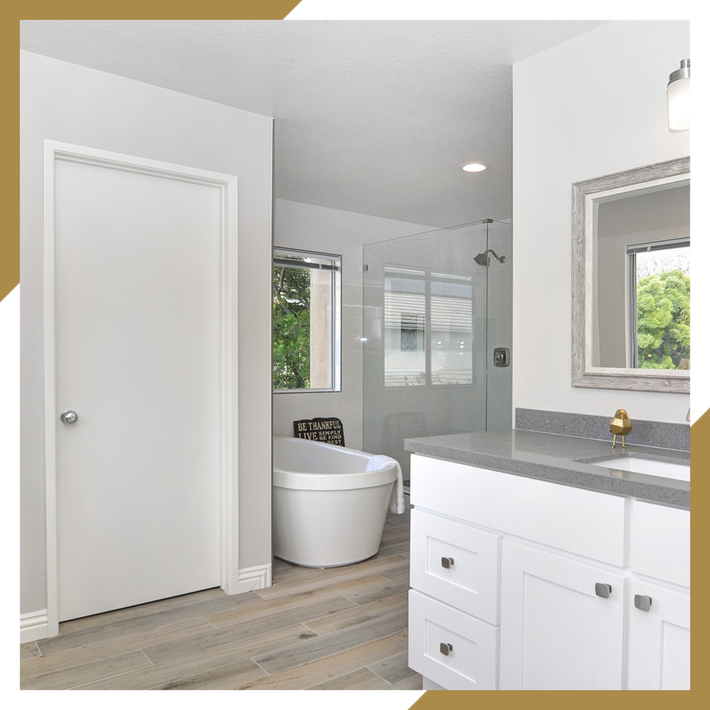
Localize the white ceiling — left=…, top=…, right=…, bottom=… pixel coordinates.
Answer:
left=20, top=20, right=606, bottom=227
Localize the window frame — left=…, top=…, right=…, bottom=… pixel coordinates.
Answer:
left=272, top=246, right=342, bottom=394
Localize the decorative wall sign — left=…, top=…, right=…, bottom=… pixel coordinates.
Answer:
left=293, top=417, right=345, bottom=446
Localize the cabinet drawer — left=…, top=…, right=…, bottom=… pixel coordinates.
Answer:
left=411, top=454, right=627, bottom=566
left=408, top=590, right=499, bottom=690
left=411, top=509, right=500, bottom=624
left=630, top=501, right=690, bottom=587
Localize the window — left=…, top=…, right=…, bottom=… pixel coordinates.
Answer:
left=273, top=248, right=341, bottom=392
left=627, top=238, right=690, bottom=369
left=384, top=266, right=474, bottom=387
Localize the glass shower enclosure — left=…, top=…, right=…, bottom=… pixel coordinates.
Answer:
left=363, top=219, right=512, bottom=488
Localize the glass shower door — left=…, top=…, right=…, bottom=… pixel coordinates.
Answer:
left=364, top=220, right=511, bottom=486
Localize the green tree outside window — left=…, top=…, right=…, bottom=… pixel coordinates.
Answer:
left=273, top=249, right=340, bottom=391
left=636, top=269, right=690, bottom=369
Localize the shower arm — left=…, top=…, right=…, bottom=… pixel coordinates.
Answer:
left=475, top=249, right=506, bottom=265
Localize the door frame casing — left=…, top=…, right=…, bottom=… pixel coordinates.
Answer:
left=43, top=140, right=239, bottom=636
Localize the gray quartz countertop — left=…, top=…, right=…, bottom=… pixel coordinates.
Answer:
left=404, top=430, right=690, bottom=509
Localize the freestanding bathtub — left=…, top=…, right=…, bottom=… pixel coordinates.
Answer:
left=273, top=437, right=398, bottom=567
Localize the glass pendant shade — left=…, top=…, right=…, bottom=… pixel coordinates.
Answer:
left=667, top=59, right=690, bottom=131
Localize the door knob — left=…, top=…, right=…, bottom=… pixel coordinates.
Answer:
left=60, top=410, right=79, bottom=425
left=441, top=557, right=455, bottom=569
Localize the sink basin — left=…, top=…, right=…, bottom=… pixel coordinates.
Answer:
left=592, top=456, right=690, bottom=482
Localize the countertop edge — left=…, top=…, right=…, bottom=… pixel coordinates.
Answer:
left=405, top=440, right=690, bottom=510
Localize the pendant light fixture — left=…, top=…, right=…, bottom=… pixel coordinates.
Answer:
left=667, top=59, right=690, bottom=131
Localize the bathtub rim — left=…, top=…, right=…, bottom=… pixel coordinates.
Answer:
left=273, top=437, right=399, bottom=491
left=273, top=465, right=398, bottom=491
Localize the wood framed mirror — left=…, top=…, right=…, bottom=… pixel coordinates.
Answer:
left=571, top=157, right=689, bottom=392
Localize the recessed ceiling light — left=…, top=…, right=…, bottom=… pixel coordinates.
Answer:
left=463, top=162, right=486, bottom=172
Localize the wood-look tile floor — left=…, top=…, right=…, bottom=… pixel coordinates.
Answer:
left=20, top=506, right=420, bottom=691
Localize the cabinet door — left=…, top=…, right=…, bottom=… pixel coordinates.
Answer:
left=500, top=541, right=625, bottom=690
left=627, top=579, right=690, bottom=690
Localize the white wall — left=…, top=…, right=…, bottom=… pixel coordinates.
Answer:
left=512, top=21, right=690, bottom=423
left=20, top=51, right=273, bottom=615
left=272, top=199, right=431, bottom=450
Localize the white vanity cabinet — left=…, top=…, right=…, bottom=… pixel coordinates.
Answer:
left=407, top=454, right=690, bottom=691
left=626, top=501, right=691, bottom=690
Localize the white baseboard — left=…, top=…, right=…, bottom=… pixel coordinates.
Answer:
left=23, top=568, right=272, bottom=639
left=236, top=563, right=272, bottom=593
left=20, top=609, right=49, bottom=643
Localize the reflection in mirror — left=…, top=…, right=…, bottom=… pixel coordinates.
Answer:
left=572, top=156, right=689, bottom=392
left=593, top=180, right=689, bottom=369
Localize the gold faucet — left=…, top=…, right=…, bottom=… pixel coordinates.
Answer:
left=610, top=409, right=632, bottom=449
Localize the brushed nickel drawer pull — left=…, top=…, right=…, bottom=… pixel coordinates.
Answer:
left=634, top=594, right=652, bottom=612
left=439, top=642, right=453, bottom=656
left=595, top=582, right=612, bottom=598
left=441, top=557, right=454, bottom=569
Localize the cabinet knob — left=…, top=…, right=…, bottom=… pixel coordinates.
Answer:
left=439, top=642, right=453, bottom=656
left=634, top=594, right=653, bottom=612
left=595, top=582, right=612, bottom=598
left=441, top=557, right=454, bottom=569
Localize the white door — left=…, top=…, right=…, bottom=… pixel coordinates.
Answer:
left=50, top=145, right=232, bottom=621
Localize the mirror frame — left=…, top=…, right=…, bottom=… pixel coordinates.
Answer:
left=571, top=156, right=690, bottom=393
